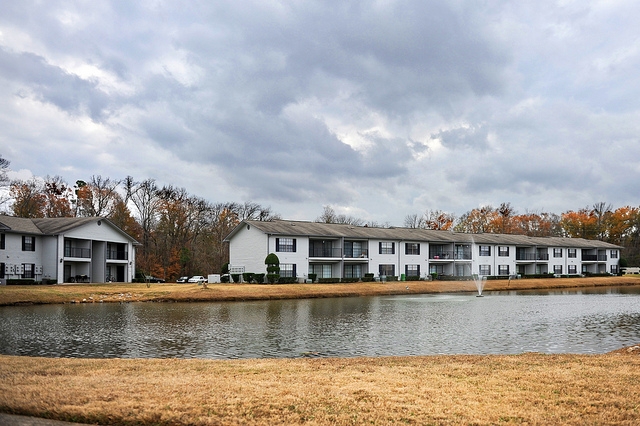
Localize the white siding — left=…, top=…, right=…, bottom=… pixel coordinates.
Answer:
left=228, top=224, right=270, bottom=274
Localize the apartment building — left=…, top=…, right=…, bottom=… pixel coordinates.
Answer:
left=0, top=216, right=138, bottom=284
left=225, top=220, right=621, bottom=280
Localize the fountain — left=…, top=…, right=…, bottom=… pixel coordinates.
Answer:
left=472, top=273, right=487, bottom=297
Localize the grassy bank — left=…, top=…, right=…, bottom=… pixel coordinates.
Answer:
left=1, top=275, right=639, bottom=306
left=1, top=350, right=639, bottom=425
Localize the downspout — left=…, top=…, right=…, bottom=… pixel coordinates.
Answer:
left=398, top=239, right=402, bottom=278
left=340, top=236, right=344, bottom=279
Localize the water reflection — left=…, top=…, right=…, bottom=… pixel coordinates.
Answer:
left=1, top=286, right=640, bottom=359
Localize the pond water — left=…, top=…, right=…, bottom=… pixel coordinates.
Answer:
left=1, top=286, right=639, bottom=359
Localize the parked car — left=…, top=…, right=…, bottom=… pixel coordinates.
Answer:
left=188, top=275, right=207, bottom=283
left=176, top=276, right=189, bottom=283
left=145, top=275, right=165, bottom=283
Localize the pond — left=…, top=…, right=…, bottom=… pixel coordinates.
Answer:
left=1, top=286, right=639, bottom=359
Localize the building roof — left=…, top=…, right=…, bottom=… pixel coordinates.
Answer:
left=227, top=219, right=623, bottom=249
left=0, top=216, right=138, bottom=243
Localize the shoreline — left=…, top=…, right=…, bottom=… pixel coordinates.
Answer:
left=1, top=276, right=639, bottom=306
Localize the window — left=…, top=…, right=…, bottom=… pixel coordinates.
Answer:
left=22, top=236, right=35, bottom=252
left=405, top=265, right=420, bottom=276
left=344, top=264, right=363, bottom=278
left=611, top=265, right=619, bottom=274
left=279, top=264, right=296, bottom=278
left=22, top=263, right=35, bottom=279
left=568, top=265, right=577, bottom=274
left=309, top=264, right=332, bottom=278
left=479, top=246, right=491, bottom=256
left=379, top=264, right=395, bottom=276
left=568, top=249, right=577, bottom=258
left=405, top=243, right=420, bottom=255
left=554, top=265, right=562, bottom=274
left=379, top=242, right=395, bottom=255
left=498, top=246, right=509, bottom=257
left=553, top=248, right=562, bottom=258
left=478, top=265, right=491, bottom=275
left=498, top=265, right=509, bottom=275
left=0, top=233, right=5, bottom=250
left=276, top=238, right=296, bottom=252
left=429, top=264, right=444, bottom=275
left=610, top=250, right=618, bottom=259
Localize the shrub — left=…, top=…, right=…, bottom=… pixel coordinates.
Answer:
left=221, top=263, right=230, bottom=274
left=307, top=273, right=317, bottom=283
left=231, top=274, right=241, bottom=283
left=318, top=277, right=340, bottom=283
left=361, top=276, right=375, bottom=282
left=340, top=278, right=359, bottom=283
left=266, top=274, right=280, bottom=284
left=7, top=279, right=38, bottom=285
left=221, top=275, right=230, bottom=283
left=277, top=277, right=298, bottom=284
left=265, top=253, right=280, bottom=284
left=405, top=275, right=420, bottom=281
left=253, top=273, right=265, bottom=284
left=242, top=272, right=254, bottom=283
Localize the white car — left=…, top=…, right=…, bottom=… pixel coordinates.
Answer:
left=188, top=275, right=207, bottom=283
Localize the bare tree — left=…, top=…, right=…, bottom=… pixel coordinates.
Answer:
left=315, top=205, right=364, bottom=226
left=404, top=213, right=424, bottom=228
left=75, top=175, right=122, bottom=217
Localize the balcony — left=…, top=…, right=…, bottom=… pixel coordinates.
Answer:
left=430, top=251, right=453, bottom=260
left=582, top=254, right=607, bottom=262
left=64, top=247, right=91, bottom=258
left=309, top=247, right=342, bottom=258
left=344, top=249, right=368, bottom=259
left=516, top=253, right=549, bottom=261
left=107, top=250, right=128, bottom=260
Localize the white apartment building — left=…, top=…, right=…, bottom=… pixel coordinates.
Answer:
left=225, top=220, right=622, bottom=281
left=0, top=216, right=138, bottom=284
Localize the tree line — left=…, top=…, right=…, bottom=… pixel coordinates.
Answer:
left=1, top=156, right=279, bottom=280
left=2, top=154, right=639, bottom=278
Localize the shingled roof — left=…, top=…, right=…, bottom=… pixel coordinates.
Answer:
left=227, top=219, right=622, bottom=249
left=0, top=216, right=137, bottom=242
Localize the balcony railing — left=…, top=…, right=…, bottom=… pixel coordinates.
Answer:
left=344, top=249, right=368, bottom=259
left=64, top=247, right=91, bottom=258
left=309, top=248, right=342, bottom=258
left=429, top=251, right=472, bottom=260
left=430, top=251, right=453, bottom=260
left=107, top=250, right=128, bottom=260
left=582, top=254, right=607, bottom=261
left=516, top=253, right=549, bottom=261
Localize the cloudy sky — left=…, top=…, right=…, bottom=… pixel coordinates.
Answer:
left=1, top=0, right=639, bottom=225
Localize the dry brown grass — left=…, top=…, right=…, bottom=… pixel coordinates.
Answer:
left=1, top=351, right=639, bottom=425
left=2, top=277, right=640, bottom=424
left=1, top=275, right=639, bottom=306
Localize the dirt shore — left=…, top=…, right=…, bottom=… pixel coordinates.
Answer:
left=1, top=275, right=639, bottom=306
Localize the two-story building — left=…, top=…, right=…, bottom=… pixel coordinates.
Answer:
left=225, top=220, right=622, bottom=281
left=0, top=216, right=138, bottom=284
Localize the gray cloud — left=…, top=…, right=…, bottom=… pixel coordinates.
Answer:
left=1, top=0, right=640, bottom=224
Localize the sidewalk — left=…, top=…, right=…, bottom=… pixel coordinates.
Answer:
left=0, top=414, right=92, bottom=426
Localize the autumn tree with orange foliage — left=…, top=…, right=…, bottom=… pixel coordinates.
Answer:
left=10, top=178, right=46, bottom=218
